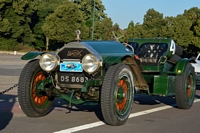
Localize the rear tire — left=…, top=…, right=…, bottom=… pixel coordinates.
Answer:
left=175, top=64, right=196, bottom=109
left=18, top=59, right=53, bottom=117
left=101, top=64, right=134, bottom=126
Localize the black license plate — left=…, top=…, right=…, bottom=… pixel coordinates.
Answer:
left=58, top=72, right=88, bottom=84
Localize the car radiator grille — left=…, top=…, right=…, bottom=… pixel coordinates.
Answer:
left=58, top=48, right=90, bottom=60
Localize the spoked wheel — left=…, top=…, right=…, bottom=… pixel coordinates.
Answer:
left=106, top=28, right=129, bottom=43
left=116, top=79, right=129, bottom=115
left=18, top=59, right=53, bottom=117
left=101, top=64, right=134, bottom=126
left=175, top=64, right=196, bottom=109
left=32, top=72, right=48, bottom=106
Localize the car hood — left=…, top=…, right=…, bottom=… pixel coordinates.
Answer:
left=81, top=41, right=133, bottom=55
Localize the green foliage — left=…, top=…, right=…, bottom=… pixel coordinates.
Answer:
left=171, top=15, right=193, bottom=47
left=13, top=43, right=35, bottom=52
left=32, top=0, right=67, bottom=50
left=94, top=17, right=113, bottom=40
left=133, top=24, right=142, bottom=38
left=0, top=0, right=200, bottom=55
left=0, top=37, right=15, bottom=50
left=42, top=1, right=86, bottom=42
left=142, top=8, right=164, bottom=38
left=0, top=0, right=36, bottom=50
left=194, top=19, right=200, bottom=36
left=72, top=0, right=107, bottom=40
left=72, top=0, right=106, bottom=21
left=126, top=21, right=134, bottom=38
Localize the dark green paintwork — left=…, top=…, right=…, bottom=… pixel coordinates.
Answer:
left=174, top=59, right=190, bottom=75
left=21, top=51, right=44, bottom=60
left=53, top=89, right=87, bottom=104
left=142, top=65, right=164, bottom=72
left=153, top=75, right=176, bottom=96
left=59, top=93, right=86, bottom=104
left=83, top=41, right=133, bottom=55
left=37, top=78, right=53, bottom=96
left=83, top=41, right=134, bottom=64
left=102, top=55, right=124, bottom=65
left=143, top=75, right=154, bottom=84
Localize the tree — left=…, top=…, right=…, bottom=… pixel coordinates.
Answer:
left=72, top=0, right=106, bottom=21
left=126, top=21, right=134, bottom=38
left=194, top=19, right=200, bottom=39
left=42, top=1, right=86, bottom=43
left=171, top=15, right=193, bottom=47
left=133, top=23, right=144, bottom=38
left=0, top=0, right=36, bottom=50
left=112, top=23, right=120, bottom=29
left=143, top=8, right=164, bottom=38
left=191, top=19, right=200, bottom=55
left=32, top=0, right=66, bottom=50
left=183, top=7, right=200, bottom=24
left=183, top=7, right=200, bottom=49
left=94, top=17, right=113, bottom=40
left=72, top=0, right=107, bottom=39
left=159, top=16, right=175, bottom=38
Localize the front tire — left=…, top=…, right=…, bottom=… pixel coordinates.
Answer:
left=175, top=64, right=196, bottom=109
left=18, top=59, right=53, bottom=117
left=101, top=64, right=134, bottom=126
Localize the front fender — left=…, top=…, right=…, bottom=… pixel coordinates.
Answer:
left=102, top=55, right=123, bottom=65
left=21, top=51, right=45, bottom=60
left=174, top=59, right=190, bottom=75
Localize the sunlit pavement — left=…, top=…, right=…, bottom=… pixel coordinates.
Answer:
left=0, top=54, right=27, bottom=117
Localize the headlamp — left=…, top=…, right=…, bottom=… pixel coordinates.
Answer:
left=39, top=53, right=59, bottom=72
left=82, top=54, right=101, bottom=74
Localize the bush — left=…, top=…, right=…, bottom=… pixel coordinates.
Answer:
left=13, top=43, right=35, bottom=52
left=0, top=38, right=16, bottom=51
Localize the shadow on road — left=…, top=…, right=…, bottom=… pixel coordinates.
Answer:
left=134, top=94, right=176, bottom=107
left=0, top=94, right=16, bottom=131
left=195, top=94, right=200, bottom=99
left=41, top=86, right=200, bottom=124
left=51, top=98, right=104, bottom=121
left=134, top=85, right=200, bottom=107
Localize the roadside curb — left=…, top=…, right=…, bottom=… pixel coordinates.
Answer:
left=0, top=51, right=26, bottom=55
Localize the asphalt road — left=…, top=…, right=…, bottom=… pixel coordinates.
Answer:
left=0, top=53, right=200, bottom=133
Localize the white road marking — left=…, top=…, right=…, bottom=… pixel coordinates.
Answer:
left=54, top=121, right=105, bottom=133
left=54, top=99, right=200, bottom=133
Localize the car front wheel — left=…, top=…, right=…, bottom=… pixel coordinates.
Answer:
left=18, top=59, right=53, bottom=117
left=101, top=64, right=134, bottom=126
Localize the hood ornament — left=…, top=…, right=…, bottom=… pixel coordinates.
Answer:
left=76, top=30, right=81, bottom=42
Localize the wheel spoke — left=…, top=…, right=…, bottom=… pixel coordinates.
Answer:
left=32, top=71, right=48, bottom=106
left=186, top=74, right=193, bottom=98
left=116, top=34, right=125, bottom=40
left=116, top=79, right=129, bottom=111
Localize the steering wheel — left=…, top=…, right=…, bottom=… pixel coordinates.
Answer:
left=106, top=28, right=129, bottom=44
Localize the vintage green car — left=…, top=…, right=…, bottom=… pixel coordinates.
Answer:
left=18, top=30, right=196, bottom=126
